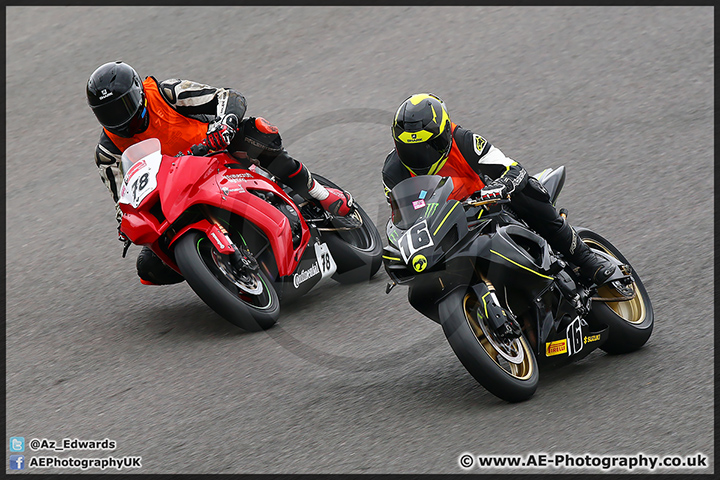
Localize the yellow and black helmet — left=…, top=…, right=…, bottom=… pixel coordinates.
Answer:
left=392, top=93, right=453, bottom=176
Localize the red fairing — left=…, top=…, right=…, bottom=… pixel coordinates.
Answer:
left=120, top=149, right=309, bottom=277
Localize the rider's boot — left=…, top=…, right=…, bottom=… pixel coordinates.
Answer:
left=311, top=180, right=354, bottom=216
left=548, top=220, right=616, bottom=286
left=284, top=160, right=361, bottom=228
left=137, top=246, right=185, bottom=285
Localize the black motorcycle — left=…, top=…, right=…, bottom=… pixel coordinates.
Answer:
left=382, top=167, right=653, bottom=402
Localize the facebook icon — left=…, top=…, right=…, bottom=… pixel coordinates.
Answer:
left=10, top=455, right=25, bottom=470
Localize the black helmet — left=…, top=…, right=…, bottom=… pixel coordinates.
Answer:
left=392, top=93, right=453, bottom=176
left=86, top=61, right=148, bottom=138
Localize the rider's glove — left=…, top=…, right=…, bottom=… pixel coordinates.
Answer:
left=118, top=227, right=132, bottom=258
left=205, top=114, right=239, bottom=152
left=479, top=177, right=513, bottom=201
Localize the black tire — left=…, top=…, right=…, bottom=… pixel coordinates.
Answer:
left=312, top=173, right=383, bottom=284
left=174, top=230, right=279, bottom=331
left=577, top=228, right=654, bottom=354
left=439, top=288, right=539, bottom=402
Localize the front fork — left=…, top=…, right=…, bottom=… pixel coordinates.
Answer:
left=470, top=276, right=522, bottom=340
left=202, top=206, right=259, bottom=274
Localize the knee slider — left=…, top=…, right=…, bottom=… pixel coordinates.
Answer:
left=236, top=117, right=283, bottom=159
left=523, top=176, right=551, bottom=202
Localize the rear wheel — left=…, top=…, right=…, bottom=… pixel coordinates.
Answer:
left=439, top=288, right=538, bottom=402
left=174, top=230, right=279, bottom=331
left=577, top=228, right=654, bottom=354
left=312, top=173, right=382, bottom=284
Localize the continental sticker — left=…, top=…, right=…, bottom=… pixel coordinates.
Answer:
left=546, top=339, right=567, bottom=357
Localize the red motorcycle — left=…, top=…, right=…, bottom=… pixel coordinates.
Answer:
left=118, top=138, right=382, bottom=331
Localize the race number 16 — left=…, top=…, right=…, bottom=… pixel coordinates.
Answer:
left=566, top=317, right=584, bottom=355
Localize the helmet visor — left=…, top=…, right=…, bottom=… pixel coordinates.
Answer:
left=91, top=87, right=143, bottom=128
left=106, top=104, right=148, bottom=138
left=395, top=126, right=452, bottom=176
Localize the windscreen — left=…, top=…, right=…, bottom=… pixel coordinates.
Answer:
left=388, top=175, right=453, bottom=229
left=120, top=138, right=162, bottom=174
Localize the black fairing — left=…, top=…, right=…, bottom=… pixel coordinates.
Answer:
left=388, top=175, right=453, bottom=230
left=386, top=176, right=471, bottom=278
left=382, top=170, right=623, bottom=368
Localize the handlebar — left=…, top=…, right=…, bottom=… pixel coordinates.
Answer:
left=176, top=143, right=229, bottom=158
left=463, top=196, right=512, bottom=208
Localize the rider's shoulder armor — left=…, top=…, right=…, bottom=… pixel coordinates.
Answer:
left=382, top=149, right=411, bottom=196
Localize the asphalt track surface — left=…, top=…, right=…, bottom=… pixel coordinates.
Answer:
left=5, top=6, right=714, bottom=475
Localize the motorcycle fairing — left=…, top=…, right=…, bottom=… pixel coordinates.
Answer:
left=540, top=316, right=609, bottom=364
left=148, top=152, right=310, bottom=277
left=484, top=225, right=557, bottom=281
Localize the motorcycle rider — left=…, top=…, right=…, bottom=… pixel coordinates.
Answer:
left=87, top=61, right=357, bottom=285
left=383, top=93, right=617, bottom=287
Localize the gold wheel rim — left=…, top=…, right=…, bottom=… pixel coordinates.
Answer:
left=584, top=239, right=647, bottom=325
left=463, top=294, right=534, bottom=380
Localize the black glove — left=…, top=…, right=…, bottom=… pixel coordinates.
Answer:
left=205, top=113, right=238, bottom=151
left=479, top=177, right=513, bottom=201
left=118, top=227, right=132, bottom=258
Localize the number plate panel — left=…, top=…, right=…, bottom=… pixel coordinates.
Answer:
left=119, top=151, right=162, bottom=209
left=314, top=242, right=337, bottom=279
left=398, top=220, right=434, bottom=264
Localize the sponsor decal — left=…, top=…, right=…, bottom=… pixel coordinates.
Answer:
left=398, top=130, right=433, bottom=144
left=412, top=199, right=426, bottom=210
left=221, top=186, right=245, bottom=195
left=123, top=160, right=147, bottom=185
left=388, top=227, right=400, bottom=245
left=217, top=90, right=228, bottom=115
left=546, top=339, right=567, bottom=356
left=473, top=134, right=487, bottom=156
left=425, top=202, right=439, bottom=216
left=412, top=254, right=428, bottom=272
left=584, top=334, right=601, bottom=344
left=293, top=262, right=320, bottom=288
left=224, top=173, right=254, bottom=181
left=209, top=232, right=226, bottom=249
left=99, top=89, right=114, bottom=100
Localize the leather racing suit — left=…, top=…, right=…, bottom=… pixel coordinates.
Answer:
left=94, top=77, right=318, bottom=284
left=382, top=123, right=610, bottom=316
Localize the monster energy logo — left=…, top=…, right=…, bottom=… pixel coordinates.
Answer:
left=388, top=228, right=400, bottom=245
left=425, top=202, right=439, bottom=216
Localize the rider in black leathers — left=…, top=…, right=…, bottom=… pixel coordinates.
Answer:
left=383, top=93, right=616, bottom=287
left=87, top=61, right=357, bottom=285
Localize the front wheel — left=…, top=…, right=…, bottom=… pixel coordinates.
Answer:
left=312, top=173, right=383, bottom=284
left=577, top=228, right=654, bottom=354
left=174, top=230, right=280, bottom=331
left=439, top=288, right=539, bottom=402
